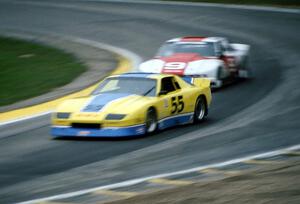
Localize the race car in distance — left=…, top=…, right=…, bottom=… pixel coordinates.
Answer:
left=139, top=36, right=251, bottom=88
left=51, top=72, right=211, bottom=138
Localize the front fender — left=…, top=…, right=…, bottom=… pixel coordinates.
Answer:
left=184, top=59, right=223, bottom=78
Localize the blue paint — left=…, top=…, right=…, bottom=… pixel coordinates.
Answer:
left=82, top=93, right=130, bottom=112
left=51, top=113, right=194, bottom=138
left=158, top=113, right=193, bottom=130
left=51, top=124, right=146, bottom=138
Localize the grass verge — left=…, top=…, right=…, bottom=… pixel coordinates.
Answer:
left=163, top=0, right=300, bottom=7
left=0, top=36, right=87, bottom=107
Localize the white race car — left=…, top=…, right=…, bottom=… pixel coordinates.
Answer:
left=139, top=36, right=251, bottom=88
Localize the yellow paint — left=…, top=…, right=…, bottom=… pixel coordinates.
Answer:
left=51, top=75, right=212, bottom=128
left=93, top=189, right=138, bottom=198
left=148, top=178, right=193, bottom=186
left=0, top=56, right=131, bottom=124
left=111, top=56, right=131, bottom=75
left=200, top=168, right=240, bottom=176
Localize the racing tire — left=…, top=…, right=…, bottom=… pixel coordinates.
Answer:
left=215, top=67, right=224, bottom=88
left=239, top=57, right=252, bottom=79
left=145, top=108, right=158, bottom=134
left=193, top=96, right=207, bottom=123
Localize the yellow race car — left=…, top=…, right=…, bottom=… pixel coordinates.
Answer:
left=51, top=73, right=211, bottom=137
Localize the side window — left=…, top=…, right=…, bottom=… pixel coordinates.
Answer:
left=161, top=77, right=176, bottom=93
left=221, top=39, right=234, bottom=52
left=220, top=44, right=226, bottom=53
left=174, top=81, right=181, bottom=89
left=214, top=42, right=222, bottom=56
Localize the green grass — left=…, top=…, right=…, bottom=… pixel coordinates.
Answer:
left=0, top=36, right=87, bottom=107
left=164, top=0, right=300, bottom=7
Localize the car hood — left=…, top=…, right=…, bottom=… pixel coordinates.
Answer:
left=55, top=93, right=152, bottom=119
left=139, top=53, right=220, bottom=76
left=159, top=53, right=206, bottom=62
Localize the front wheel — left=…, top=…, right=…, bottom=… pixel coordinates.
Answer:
left=145, top=108, right=157, bottom=134
left=193, top=97, right=207, bottom=123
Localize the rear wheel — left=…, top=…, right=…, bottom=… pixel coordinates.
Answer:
left=193, top=97, right=207, bottom=123
left=145, top=108, right=157, bottom=134
left=215, top=67, right=224, bottom=88
left=239, top=57, right=252, bottom=78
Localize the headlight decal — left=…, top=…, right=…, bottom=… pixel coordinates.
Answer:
left=105, top=114, right=126, bottom=120
left=56, top=112, right=71, bottom=119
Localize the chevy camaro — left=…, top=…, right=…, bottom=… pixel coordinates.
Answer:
left=51, top=72, right=211, bottom=137
left=139, top=36, right=251, bottom=88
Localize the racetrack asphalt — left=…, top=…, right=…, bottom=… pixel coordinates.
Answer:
left=0, top=0, right=299, bottom=203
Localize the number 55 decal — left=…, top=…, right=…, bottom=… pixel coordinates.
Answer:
left=171, top=95, right=185, bottom=114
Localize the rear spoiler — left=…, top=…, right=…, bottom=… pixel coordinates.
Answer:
left=182, top=76, right=210, bottom=88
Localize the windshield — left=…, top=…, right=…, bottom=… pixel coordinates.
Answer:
left=157, top=42, right=216, bottom=57
left=92, top=77, right=157, bottom=97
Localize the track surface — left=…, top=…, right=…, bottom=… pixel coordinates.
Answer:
left=0, top=0, right=299, bottom=203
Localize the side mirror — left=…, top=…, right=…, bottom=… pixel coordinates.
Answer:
left=158, top=90, right=168, bottom=96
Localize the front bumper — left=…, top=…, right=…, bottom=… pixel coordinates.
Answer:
left=51, top=124, right=146, bottom=137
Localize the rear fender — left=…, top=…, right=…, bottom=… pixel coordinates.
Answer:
left=192, top=77, right=212, bottom=108
left=192, top=78, right=211, bottom=88
left=182, top=76, right=210, bottom=88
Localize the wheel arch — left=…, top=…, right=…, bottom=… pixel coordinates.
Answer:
left=196, top=94, right=208, bottom=116
left=147, top=106, right=157, bottom=114
left=145, top=106, right=158, bottom=134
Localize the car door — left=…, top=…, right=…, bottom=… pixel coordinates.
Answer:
left=158, top=76, right=186, bottom=118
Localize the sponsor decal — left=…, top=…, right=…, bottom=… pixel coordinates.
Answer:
left=77, top=131, right=90, bottom=136
left=164, top=99, right=168, bottom=108
left=76, top=113, right=98, bottom=117
left=136, top=127, right=145, bottom=134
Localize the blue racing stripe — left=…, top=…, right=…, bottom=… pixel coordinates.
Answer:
left=82, top=93, right=131, bottom=112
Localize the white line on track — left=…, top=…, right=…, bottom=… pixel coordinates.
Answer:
left=2, top=1, right=299, bottom=203
left=87, top=0, right=300, bottom=14
left=0, top=111, right=53, bottom=127
left=17, top=144, right=300, bottom=204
